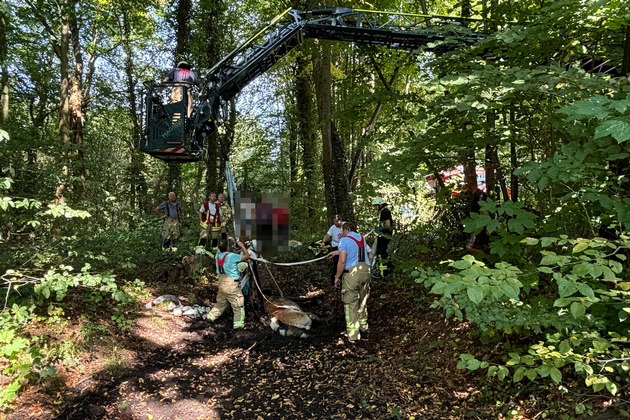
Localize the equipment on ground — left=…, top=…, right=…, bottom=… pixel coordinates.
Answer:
left=140, top=7, right=483, bottom=162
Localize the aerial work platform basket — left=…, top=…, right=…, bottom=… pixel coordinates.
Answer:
left=139, top=82, right=204, bottom=163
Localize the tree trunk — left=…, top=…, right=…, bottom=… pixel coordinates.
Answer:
left=205, top=131, right=220, bottom=195
left=462, top=148, right=476, bottom=189
left=622, top=25, right=630, bottom=77
left=175, top=0, right=192, bottom=61
left=485, top=144, right=497, bottom=200
left=120, top=5, right=147, bottom=216
left=510, top=141, right=519, bottom=202
left=67, top=1, right=86, bottom=198
left=295, top=53, right=317, bottom=218
left=198, top=0, right=230, bottom=196
left=484, top=112, right=497, bottom=199
left=168, top=164, right=182, bottom=195
left=313, top=41, right=336, bottom=220
left=0, top=8, right=8, bottom=124
left=330, top=122, right=354, bottom=222
left=313, top=41, right=354, bottom=222
left=55, top=5, right=71, bottom=205
left=509, top=109, right=519, bottom=202
left=287, top=86, right=298, bottom=195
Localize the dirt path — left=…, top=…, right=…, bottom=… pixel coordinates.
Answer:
left=7, top=275, right=510, bottom=419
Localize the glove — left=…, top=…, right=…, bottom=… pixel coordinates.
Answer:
left=375, top=226, right=384, bottom=234
left=200, top=221, right=208, bottom=229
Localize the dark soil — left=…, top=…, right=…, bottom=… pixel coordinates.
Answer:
left=3, top=254, right=625, bottom=419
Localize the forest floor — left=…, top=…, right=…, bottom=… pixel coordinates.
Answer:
left=4, top=252, right=627, bottom=420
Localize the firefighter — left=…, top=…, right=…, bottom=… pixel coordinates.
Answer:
left=328, top=221, right=370, bottom=342
left=162, top=60, right=201, bottom=117
left=206, top=238, right=250, bottom=329
left=372, top=197, right=394, bottom=278
left=199, top=192, right=222, bottom=250
left=464, top=173, right=490, bottom=257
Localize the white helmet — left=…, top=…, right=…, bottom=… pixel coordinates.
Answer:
left=371, top=197, right=386, bottom=205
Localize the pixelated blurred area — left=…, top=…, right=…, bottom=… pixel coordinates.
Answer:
left=234, top=192, right=290, bottom=254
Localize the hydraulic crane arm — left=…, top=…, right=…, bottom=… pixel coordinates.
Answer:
left=197, top=7, right=483, bottom=126
left=141, top=7, right=482, bottom=162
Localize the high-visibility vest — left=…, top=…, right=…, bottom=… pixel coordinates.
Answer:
left=201, top=201, right=221, bottom=226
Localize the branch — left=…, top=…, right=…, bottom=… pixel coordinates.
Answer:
left=597, top=357, right=630, bottom=363
left=1, top=272, right=42, bottom=312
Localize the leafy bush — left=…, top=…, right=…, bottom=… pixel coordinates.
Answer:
left=412, top=234, right=630, bottom=395
left=0, top=264, right=141, bottom=407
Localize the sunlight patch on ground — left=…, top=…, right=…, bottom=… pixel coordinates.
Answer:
left=194, top=349, right=245, bottom=368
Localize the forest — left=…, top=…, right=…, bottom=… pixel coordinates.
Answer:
left=1, top=0, right=630, bottom=418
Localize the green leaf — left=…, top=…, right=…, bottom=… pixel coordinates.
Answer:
left=487, top=366, right=498, bottom=376
left=572, top=241, right=590, bottom=253
left=559, top=341, right=572, bottom=354
left=538, top=176, right=549, bottom=191
left=536, top=364, right=551, bottom=378
left=606, top=381, right=619, bottom=395
left=466, top=358, right=481, bottom=370
left=572, top=263, right=591, bottom=277
left=594, top=119, right=630, bottom=143
left=467, top=286, right=484, bottom=305
left=500, top=283, right=520, bottom=300
left=570, top=301, right=586, bottom=318
left=0, top=329, right=15, bottom=343
left=576, top=283, right=595, bottom=299
left=513, top=367, right=526, bottom=383
left=523, top=368, right=536, bottom=381
left=560, top=96, right=609, bottom=120
left=549, top=367, right=562, bottom=384
left=523, top=237, right=539, bottom=246
left=557, top=277, right=578, bottom=297
left=553, top=297, right=573, bottom=308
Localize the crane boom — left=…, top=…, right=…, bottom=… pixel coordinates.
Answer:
left=140, top=7, right=483, bottom=162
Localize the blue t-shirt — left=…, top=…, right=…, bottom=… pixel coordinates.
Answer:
left=215, top=251, right=243, bottom=279
left=338, top=232, right=368, bottom=269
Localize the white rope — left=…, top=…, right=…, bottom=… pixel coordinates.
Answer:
left=263, top=260, right=284, bottom=297
left=225, top=161, right=238, bottom=239
left=250, top=254, right=328, bottom=266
